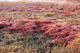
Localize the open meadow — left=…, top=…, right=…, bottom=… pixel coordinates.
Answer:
left=0, top=2, right=80, bottom=53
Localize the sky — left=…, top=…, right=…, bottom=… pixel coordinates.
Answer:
left=0, top=0, right=75, bottom=4
left=0, top=0, right=22, bottom=1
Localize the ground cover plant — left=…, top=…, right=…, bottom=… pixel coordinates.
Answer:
left=0, top=2, right=80, bottom=53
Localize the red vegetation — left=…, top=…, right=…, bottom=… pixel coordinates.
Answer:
left=0, top=17, right=80, bottom=42
left=0, top=3, right=80, bottom=13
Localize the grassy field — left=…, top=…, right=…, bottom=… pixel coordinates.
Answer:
left=0, top=2, right=80, bottom=53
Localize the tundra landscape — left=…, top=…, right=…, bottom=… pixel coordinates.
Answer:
left=0, top=2, right=80, bottom=53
